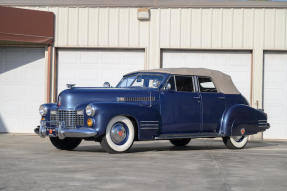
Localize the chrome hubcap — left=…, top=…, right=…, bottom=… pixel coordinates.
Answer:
left=110, top=122, right=127, bottom=145
left=232, top=136, right=245, bottom=142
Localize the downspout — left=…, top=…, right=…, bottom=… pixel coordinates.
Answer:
left=46, top=45, right=52, bottom=103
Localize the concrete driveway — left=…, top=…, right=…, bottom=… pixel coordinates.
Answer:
left=0, top=134, right=286, bottom=191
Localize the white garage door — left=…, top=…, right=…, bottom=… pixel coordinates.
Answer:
left=264, top=53, right=287, bottom=139
left=162, top=50, right=252, bottom=101
left=57, top=49, right=145, bottom=92
left=0, top=47, right=45, bottom=133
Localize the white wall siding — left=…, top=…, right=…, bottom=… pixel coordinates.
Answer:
left=21, top=6, right=287, bottom=108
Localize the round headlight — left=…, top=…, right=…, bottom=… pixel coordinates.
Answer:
left=39, top=105, right=48, bottom=116
left=85, top=104, right=96, bottom=116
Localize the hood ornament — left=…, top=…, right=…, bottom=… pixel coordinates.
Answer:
left=66, top=84, right=76, bottom=89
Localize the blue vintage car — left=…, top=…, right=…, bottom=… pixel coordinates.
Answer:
left=35, top=68, right=270, bottom=153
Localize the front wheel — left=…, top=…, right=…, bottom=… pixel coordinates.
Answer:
left=222, top=136, right=248, bottom=149
left=49, top=137, right=82, bottom=150
left=101, top=116, right=135, bottom=154
left=170, top=138, right=191, bottom=147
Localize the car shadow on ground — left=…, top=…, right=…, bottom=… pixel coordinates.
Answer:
left=73, top=139, right=281, bottom=154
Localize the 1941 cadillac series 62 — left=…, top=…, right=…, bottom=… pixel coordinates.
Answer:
left=35, top=68, right=270, bottom=153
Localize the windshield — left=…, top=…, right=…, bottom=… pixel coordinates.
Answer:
left=117, top=74, right=164, bottom=88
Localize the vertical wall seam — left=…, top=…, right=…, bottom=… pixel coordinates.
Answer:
left=118, top=8, right=120, bottom=46
left=66, top=7, right=69, bottom=46
left=231, top=8, right=234, bottom=48
left=138, top=12, right=141, bottom=47
left=263, top=9, right=266, bottom=49
left=147, top=19, right=150, bottom=69
left=273, top=8, right=276, bottom=49
left=86, top=8, right=90, bottom=47
left=127, top=8, right=130, bottom=47
left=159, top=9, right=161, bottom=47
left=107, top=8, right=110, bottom=46
left=76, top=8, right=79, bottom=46
left=242, top=8, right=244, bottom=48
left=190, top=9, right=192, bottom=47
left=96, top=8, right=99, bottom=46
left=200, top=8, right=202, bottom=48
left=210, top=8, right=213, bottom=48
left=169, top=8, right=171, bottom=48
left=252, top=8, right=255, bottom=48
left=179, top=8, right=182, bottom=48
left=221, top=8, right=223, bottom=48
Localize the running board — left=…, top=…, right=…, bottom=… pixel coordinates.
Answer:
left=155, top=132, right=219, bottom=140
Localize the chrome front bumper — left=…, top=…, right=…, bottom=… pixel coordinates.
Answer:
left=34, top=121, right=98, bottom=139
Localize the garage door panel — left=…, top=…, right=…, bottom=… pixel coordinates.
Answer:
left=264, top=53, right=287, bottom=139
left=0, top=47, right=45, bottom=133
left=58, top=49, right=145, bottom=93
left=163, top=51, right=251, bottom=101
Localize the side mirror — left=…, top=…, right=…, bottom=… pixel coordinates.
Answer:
left=103, top=82, right=111, bottom=88
left=164, top=83, right=172, bottom=91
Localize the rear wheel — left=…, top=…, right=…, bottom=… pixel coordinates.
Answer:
left=223, top=136, right=248, bottom=149
left=49, top=137, right=82, bottom=150
left=170, top=138, right=191, bottom=147
left=101, top=116, right=135, bottom=154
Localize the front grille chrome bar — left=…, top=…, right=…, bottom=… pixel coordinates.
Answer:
left=50, top=110, right=84, bottom=128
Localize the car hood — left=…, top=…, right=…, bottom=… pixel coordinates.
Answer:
left=57, top=87, right=158, bottom=110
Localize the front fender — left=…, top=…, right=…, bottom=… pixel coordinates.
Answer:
left=220, top=104, right=268, bottom=136
left=90, top=102, right=161, bottom=140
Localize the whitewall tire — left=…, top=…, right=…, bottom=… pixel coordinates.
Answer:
left=223, top=136, right=248, bottom=149
left=101, top=116, right=135, bottom=153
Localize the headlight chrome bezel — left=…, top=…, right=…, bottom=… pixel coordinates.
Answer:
left=85, top=104, right=96, bottom=117
left=39, top=105, right=48, bottom=116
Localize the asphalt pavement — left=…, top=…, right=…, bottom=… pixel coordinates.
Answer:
left=0, top=134, right=286, bottom=191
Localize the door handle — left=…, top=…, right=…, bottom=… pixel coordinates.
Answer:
left=193, top=96, right=200, bottom=99
left=217, top=96, right=225, bottom=99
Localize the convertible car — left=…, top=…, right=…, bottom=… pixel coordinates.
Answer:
left=35, top=68, right=269, bottom=153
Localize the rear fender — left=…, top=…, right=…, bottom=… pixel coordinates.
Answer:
left=220, top=104, right=268, bottom=136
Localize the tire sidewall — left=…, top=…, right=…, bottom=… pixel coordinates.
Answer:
left=105, top=116, right=135, bottom=152
left=230, top=136, right=248, bottom=148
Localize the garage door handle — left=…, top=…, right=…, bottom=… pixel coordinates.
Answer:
left=217, top=97, right=225, bottom=99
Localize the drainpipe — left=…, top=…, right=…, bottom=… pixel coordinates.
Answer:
left=46, top=45, right=52, bottom=103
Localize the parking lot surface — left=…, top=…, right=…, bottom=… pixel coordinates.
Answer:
left=0, top=134, right=287, bottom=191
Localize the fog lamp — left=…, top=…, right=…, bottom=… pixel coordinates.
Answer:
left=87, top=118, right=93, bottom=127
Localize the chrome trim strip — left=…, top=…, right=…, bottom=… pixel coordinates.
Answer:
left=155, top=132, right=218, bottom=140
left=140, top=121, right=159, bottom=123
left=140, top=124, right=159, bottom=127
left=140, top=127, right=159, bottom=130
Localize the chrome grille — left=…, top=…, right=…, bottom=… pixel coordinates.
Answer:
left=50, top=110, right=84, bottom=128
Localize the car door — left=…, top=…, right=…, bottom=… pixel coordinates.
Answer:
left=196, top=76, right=226, bottom=133
left=160, top=75, right=201, bottom=134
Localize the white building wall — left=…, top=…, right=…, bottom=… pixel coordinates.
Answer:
left=21, top=6, right=287, bottom=109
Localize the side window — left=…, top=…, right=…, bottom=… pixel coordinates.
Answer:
left=175, top=76, right=194, bottom=92
left=198, top=77, right=217, bottom=92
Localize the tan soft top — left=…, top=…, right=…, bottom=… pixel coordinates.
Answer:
left=126, top=68, right=240, bottom=94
